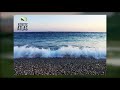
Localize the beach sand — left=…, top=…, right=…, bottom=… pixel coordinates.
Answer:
left=14, top=58, right=106, bottom=76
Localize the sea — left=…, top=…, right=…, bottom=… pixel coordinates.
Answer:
left=14, top=32, right=106, bottom=59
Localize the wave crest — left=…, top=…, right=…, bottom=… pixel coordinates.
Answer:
left=14, top=45, right=106, bottom=59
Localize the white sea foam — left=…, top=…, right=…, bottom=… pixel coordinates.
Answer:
left=14, top=45, right=106, bottom=59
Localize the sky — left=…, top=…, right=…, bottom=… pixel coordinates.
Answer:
left=14, top=15, right=106, bottom=32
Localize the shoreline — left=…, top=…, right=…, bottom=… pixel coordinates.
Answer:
left=14, top=57, right=106, bottom=61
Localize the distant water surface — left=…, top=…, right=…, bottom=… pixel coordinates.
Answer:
left=14, top=32, right=106, bottom=59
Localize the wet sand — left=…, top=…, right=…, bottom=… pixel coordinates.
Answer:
left=14, top=58, right=106, bottom=75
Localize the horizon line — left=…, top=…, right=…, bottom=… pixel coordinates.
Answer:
left=14, top=31, right=106, bottom=33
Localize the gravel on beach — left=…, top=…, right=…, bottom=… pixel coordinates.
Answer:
left=14, top=58, right=106, bottom=75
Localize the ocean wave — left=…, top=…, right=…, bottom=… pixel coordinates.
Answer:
left=14, top=45, right=106, bottom=59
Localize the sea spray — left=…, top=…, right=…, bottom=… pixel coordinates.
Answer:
left=14, top=45, right=106, bottom=59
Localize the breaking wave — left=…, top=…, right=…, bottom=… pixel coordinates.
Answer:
left=14, top=45, right=106, bottom=59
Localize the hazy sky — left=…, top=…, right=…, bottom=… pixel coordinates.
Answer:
left=14, top=15, right=106, bottom=32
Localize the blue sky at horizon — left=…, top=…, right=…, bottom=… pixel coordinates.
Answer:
left=14, top=15, right=106, bottom=32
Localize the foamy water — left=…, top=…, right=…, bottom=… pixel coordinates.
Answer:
left=14, top=45, right=106, bottom=59
left=14, top=32, right=106, bottom=59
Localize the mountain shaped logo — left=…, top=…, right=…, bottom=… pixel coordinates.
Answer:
left=21, top=17, right=27, bottom=21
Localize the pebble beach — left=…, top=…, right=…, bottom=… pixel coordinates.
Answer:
left=14, top=58, right=106, bottom=76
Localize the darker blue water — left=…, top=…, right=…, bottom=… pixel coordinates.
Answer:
left=14, top=32, right=106, bottom=59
